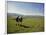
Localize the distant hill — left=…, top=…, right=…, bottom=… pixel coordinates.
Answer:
left=7, top=13, right=23, bottom=16
left=7, top=13, right=44, bottom=18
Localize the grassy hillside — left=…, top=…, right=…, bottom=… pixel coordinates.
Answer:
left=7, top=16, right=44, bottom=34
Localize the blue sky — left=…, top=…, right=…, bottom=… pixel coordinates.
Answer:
left=8, top=1, right=44, bottom=16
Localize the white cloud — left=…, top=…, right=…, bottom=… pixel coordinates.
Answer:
left=8, top=1, right=44, bottom=16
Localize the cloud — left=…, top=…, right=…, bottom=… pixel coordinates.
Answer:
left=8, top=1, right=44, bottom=16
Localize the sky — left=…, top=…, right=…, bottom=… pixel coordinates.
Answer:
left=7, top=1, right=44, bottom=16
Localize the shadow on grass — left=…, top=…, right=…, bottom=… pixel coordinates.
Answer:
left=20, top=24, right=32, bottom=28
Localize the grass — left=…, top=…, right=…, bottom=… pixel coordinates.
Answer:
left=7, top=16, right=44, bottom=34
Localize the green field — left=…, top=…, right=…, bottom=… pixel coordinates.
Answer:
left=7, top=16, right=44, bottom=34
